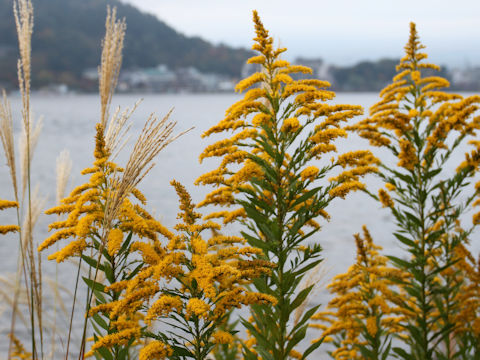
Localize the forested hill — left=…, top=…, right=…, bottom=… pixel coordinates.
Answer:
left=0, top=0, right=253, bottom=89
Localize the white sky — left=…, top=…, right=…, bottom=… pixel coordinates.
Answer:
left=120, top=0, right=480, bottom=67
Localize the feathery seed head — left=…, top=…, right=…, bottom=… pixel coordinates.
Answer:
left=56, top=149, right=72, bottom=205
left=99, top=6, right=126, bottom=128
left=0, top=91, right=18, bottom=201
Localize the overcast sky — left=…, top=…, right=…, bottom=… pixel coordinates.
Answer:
left=120, top=0, right=480, bottom=67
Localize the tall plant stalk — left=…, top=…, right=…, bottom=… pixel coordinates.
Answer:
left=350, top=22, right=480, bottom=360
left=197, top=11, right=378, bottom=360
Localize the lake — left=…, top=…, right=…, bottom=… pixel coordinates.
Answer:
left=0, top=92, right=478, bottom=356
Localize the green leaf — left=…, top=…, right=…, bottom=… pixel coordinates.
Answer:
left=291, top=187, right=322, bottom=209
left=92, top=313, right=109, bottom=331
left=81, top=254, right=105, bottom=272
left=393, top=346, right=414, bottom=360
left=126, top=263, right=143, bottom=281
left=291, top=304, right=321, bottom=335
left=301, top=339, right=323, bottom=359
left=285, top=324, right=307, bottom=355
left=119, top=231, right=133, bottom=253
left=103, top=261, right=114, bottom=284
left=393, top=232, right=416, bottom=247
left=171, top=345, right=193, bottom=357
left=388, top=255, right=413, bottom=270
left=290, top=284, right=314, bottom=311
left=82, top=277, right=106, bottom=293
left=241, top=231, right=269, bottom=252
left=93, top=289, right=106, bottom=303
left=95, top=346, right=113, bottom=360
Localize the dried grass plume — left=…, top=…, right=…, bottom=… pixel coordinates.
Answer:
left=56, top=150, right=72, bottom=204
left=0, top=91, right=18, bottom=201
left=99, top=6, right=126, bottom=128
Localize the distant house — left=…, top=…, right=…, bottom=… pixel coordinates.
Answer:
left=241, top=62, right=261, bottom=79
left=83, top=63, right=238, bottom=93
left=120, top=64, right=176, bottom=92
left=82, top=67, right=99, bottom=81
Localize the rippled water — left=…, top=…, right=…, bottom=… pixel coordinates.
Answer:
left=0, top=92, right=478, bottom=356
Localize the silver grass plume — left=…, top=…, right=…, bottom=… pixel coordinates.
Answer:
left=13, top=0, right=33, bottom=132
left=103, top=110, right=191, bottom=237
left=56, top=150, right=72, bottom=205
left=105, top=101, right=140, bottom=159
left=99, top=6, right=126, bottom=128
left=0, top=91, right=18, bottom=201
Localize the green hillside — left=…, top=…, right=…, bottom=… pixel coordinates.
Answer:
left=0, top=0, right=253, bottom=89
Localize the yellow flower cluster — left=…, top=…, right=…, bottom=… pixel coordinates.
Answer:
left=0, top=199, right=18, bottom=210
left=300, top=166, right=319, bottom=181
left=186, top=298, right=210, bottom=319
left=281, top=117, right=301, bottom=132
left=348, top=22, right=480, bottom=174
left=8, top=334, right=32, bottom=360
left=212, top=330, right=234, bottom=345
left=85, top=326, right=141, bottom=357
left=312, top=226, right=409, bottom=359
left=107, top=227, right=123, bottom=256
left=378, top=188, right=394, bottom=208
left=0, top=199, right=20, bottom=235
left=139, top=341, right=173, bottom=360
left=89, top=180, right=275, bottom=354
left=452, top=245, right=480, bottom=339
left=39, top=124, right=164, bottom=262
left=397, top=138, right=417, bottom=170
left=196, top=11, right=378, bottom=225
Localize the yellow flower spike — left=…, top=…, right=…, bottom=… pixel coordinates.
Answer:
left=281, top=117, right=301, bottom=132
left=313, top=226, right=408, bottom=357
left=0, top=199, right=18, bottom=210
left=378, top=189, right=394, bottom=208
left=272, top=73, right=294, bottom=85
left=8, top=334, right=32, bottom=360
left=105, top=280, right=129, bottom=293
left=329, top=181, right=365, bottom=199
left=38, top=228, right=76, bottom=252
left=0, top=225, right=20, bottom=235
left=85, top=327, right=141, bottom=357
left=280, top=65, right=313, bottom=75
left=0, top=199, right=20, bottom=235
left=397, top=138, right=418, bottom=170
left=47, top=238, right=87, bottom=263
left=186, top=298, right=210, bottom=319
left=191, top=237, right=208, bottom=255
left=310, top=128, right=347, bottom=144
left=139, top=341, right=173, bottom=360
left=329, top=165, right=378, bottom=183
left=300, top=166, right=319, bottom=182
left=212, top=330, right=234, bottom=345
left=235, top=72, right=265, bottom=92
left=247, top=55, right=265, bottom=65
left=408, top=109, right=419, bottom=118
left=145, top=295, right=183, bottom=324
left=107, top=228, right=124, bottom=256
left=385, top=183, right=396, bottom=191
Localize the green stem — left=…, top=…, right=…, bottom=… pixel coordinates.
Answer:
left=65, top=255, right=83, bottom=360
